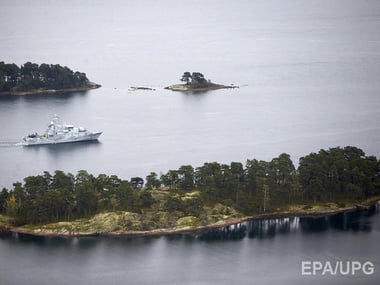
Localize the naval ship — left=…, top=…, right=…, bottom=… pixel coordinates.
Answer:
left=20, top=115, right=102, bottom=146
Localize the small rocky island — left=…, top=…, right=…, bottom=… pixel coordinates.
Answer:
left=165, top=72, right=238, bottom=92
left=0, top=62, right=100, bottom=95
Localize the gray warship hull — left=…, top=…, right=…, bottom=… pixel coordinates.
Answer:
left=20, top=115, right=102, bottom=146
left=21, top=132, right=102, bottom=146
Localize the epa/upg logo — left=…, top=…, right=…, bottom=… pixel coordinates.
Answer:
left=301, top=261, right=375, bottom=276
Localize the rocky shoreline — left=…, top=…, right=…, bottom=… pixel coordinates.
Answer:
left=5, top=196, right=379, bottom=238
left=165, top=83, right=238, bottom=92
left=0, top=82, right=101, bottom=96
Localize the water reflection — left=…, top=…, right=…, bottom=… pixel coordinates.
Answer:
left=198, top=204, right=379, bottom=241
left=198, top=223, right=248, bottom=241
left=23, top=140, right=101, bottom=156
left=247, top=217, right=296, bottom=239
left=300, top=204, right=377, bottom=233
left=20, top=91, right=90, bottom=113
left=10, top=233, right=73, bottom=247
left=0, top=91, right=89, bottom=107
left=74, top=236, right=101, bottom=250
left=3, top=205, right=379, bottom=244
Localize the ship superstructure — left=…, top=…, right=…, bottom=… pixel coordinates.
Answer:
left=21, top=115, right=102, bottom=146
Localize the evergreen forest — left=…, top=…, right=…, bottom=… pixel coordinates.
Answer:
left=0, top=146, right=379, bottom=225
left=0, top=62, right=91, bottom=92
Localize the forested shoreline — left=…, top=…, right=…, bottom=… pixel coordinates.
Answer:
left=1, top=146, right=379, bottom=230
left=0, top=62, right=99, bottom=95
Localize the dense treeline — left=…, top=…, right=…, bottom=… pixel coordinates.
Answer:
left=0, top=62, right=90, bottom=92
left=1, top=171, right=154, bottom=224
left=1, top=146, right=379, bottom=225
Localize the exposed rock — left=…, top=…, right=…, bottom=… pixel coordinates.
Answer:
left=165, top=83, right=238, bottom=92
left=129, top=86, right=156, bottom=91
left=176, top=216, right=201, bottom=228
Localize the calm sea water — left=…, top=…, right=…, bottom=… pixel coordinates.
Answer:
left=1, top=0, right=380, bottom=283
left=1, top=208, right=379, bottom=285
left=1, top=0, right=380, bottom=188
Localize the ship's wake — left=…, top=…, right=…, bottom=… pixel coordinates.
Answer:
left=0, top=139, right=22, bottom=147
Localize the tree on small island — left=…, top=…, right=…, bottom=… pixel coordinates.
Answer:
left=180, top=72, right=207, bottom=87
left=191, top=72, right=207, bottom=85
left=167, top=72, right=237, bottom=92
left=180, top=72, right=192, bottom=85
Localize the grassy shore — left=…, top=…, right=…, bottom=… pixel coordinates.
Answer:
left=3, top=194, right=379, bottom=238
left=0, top=215, right=12, bottom=235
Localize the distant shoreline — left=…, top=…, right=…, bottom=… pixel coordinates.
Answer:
left=0, top=82, right=101, bottom=96
left=6, top=196, right=380, bottom=238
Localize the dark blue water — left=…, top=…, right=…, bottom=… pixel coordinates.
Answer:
left=1, top=207, right=379, bottom=285
left=1, top=1, right=380, bottom=284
